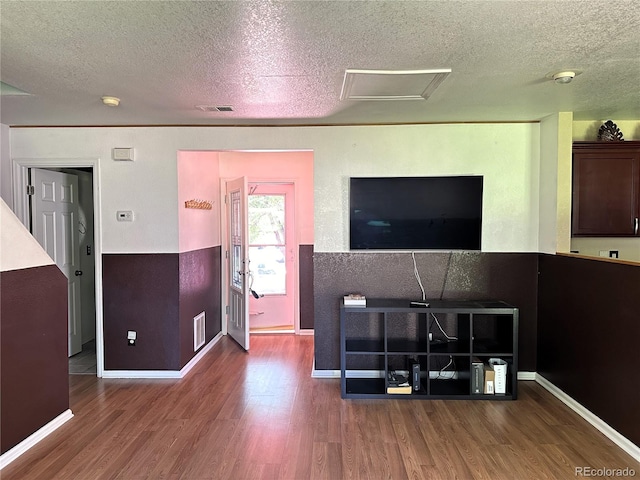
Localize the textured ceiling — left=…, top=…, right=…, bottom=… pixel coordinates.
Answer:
left=1, top=0, right=639, bottom=127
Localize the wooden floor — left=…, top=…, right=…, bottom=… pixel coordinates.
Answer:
left=68, top=340, right=97, bottom=375
left=3, top=335, right=638, bottom=479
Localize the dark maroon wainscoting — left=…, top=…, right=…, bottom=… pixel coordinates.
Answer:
left=179, top=246, right=221, bottom=368
left=1, top=265, right=68, bottom=454
left=313, top=252, right=539, bottom=371
left=103, top=254, right=180, bottom=370
left=538, top=254, right=640, bottom=447
left=103, top=248, right=222, bottom=371
left=299, top=245, right=314, bottom=330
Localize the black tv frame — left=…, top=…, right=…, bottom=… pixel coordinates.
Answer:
left=349, top=176, right=483, bottom=251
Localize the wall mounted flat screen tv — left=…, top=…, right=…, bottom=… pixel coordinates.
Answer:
left=350, top=176, right=483, bottom=250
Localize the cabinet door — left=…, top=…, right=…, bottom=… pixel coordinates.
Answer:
left=572, top=151, right=640, bottom=236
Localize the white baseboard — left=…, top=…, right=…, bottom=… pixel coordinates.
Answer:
left=517, top=371, right=536, bottom=380
left=179, top=332, right=223, bottom=377
left=535, top=374, right=640, bottom=463
left=102, top=370, right=183, bottom=379
left=0, top=409, right=74, bottom=470
left=298, top=329, right=314, bottom=336
left=102, top=332, right=223, bottom=379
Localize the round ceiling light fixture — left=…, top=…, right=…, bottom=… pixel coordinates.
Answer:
left=101, top=96, right=120, bottom=107
left=546, top=70, right=582, bottom=84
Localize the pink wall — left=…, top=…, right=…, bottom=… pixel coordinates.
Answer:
left=219, top=150, right=314, bottom=244
left=178, top=149, right=313, bottom=250
left=177, top=151, right=221, bottom=252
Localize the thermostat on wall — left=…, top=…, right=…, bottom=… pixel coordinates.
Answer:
left=112, top=147, right=134, bottom=161
left=116, top=210, right=133, bottom=222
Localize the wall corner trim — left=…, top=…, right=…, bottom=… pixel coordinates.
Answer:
left=0, top=409, right=74, bottom=470
left=102, top=332, right=224, bottom=379
left=179, top=332, right=223, bottom=377
left=536, top=374, right=640, bottom=462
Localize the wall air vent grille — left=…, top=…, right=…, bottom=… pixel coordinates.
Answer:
left=195, top=105, right=234, bottom=112
left=194, top=312, right=205, bottom=351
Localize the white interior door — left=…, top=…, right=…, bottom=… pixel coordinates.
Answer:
left=226, top=177, right=250, bottom=350
left=31, top=168, right=82, bottom=356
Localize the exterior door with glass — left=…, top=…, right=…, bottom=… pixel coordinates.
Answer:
left=226, top=177, right=250, bottom=350
left=248, top=183, right=295, bottom=331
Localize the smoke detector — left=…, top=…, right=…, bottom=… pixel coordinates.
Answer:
left=547, top=70, right=582, bottom=84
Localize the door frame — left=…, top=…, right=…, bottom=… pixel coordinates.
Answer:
left=12, top=157, right=105, bottom=377
left=220, top=177, right=301, bottom=334
left=247, top=181, right=296, bottom=332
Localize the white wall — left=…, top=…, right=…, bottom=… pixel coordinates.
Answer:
left=8, top=124, right=542, bottom=254
left=539, top=112, right=573, bottom=254
left=0, top=124, right=11, bottom=205
left=573, top=120, right=640, bottom=141
left=1, top=198, right=54, bottom=272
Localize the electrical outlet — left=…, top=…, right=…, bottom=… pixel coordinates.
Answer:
left=127, top=330, right=136, bottom=346
left=429, top=333, right=433, bottom=341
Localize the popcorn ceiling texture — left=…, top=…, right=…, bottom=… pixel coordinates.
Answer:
left=1, top=1, right=638, bottom=126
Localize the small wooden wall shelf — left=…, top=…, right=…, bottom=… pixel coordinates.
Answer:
left=184, top=199, right=213, bottom=210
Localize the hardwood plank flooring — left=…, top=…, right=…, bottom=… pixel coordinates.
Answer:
left=3, top=335, right=638, bottom=479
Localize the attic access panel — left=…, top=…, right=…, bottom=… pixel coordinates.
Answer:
left=340, top=69, right=451, bottom=101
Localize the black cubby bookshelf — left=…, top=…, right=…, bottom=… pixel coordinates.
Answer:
left=340, top=298, right=518, bottom=400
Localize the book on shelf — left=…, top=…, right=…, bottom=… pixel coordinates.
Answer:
left=471, top=357, right=484, bottom=394
left=343, top=293, right=366, bottom=306
left=387, top=384, right=412, bottom=394
left=484, top=364, right=495, bottom=394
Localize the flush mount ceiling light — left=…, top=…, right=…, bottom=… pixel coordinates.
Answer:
left=101, top=96, right=120, bottom=106
left=340, top=68, right=451, bottom=101
left=546, top=70, right=582, bottom=84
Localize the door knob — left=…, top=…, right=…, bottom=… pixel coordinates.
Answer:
left=75, top=270, right=83, bottom=276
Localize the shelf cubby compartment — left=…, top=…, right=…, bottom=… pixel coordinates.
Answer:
left=387, top=339, right=427, bottom=354
left=430, top=340, right=469, bottom=355
left=472, top=314, right=515, bottom=355
left=345, top=377, right=386, bottom=396
left=345, top=338, right=384, bottom=353
left=428, top=354, right=470, bottom=397
left=471, top=355, right=515, bottom=398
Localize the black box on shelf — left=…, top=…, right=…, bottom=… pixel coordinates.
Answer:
left=471, top=357, right=484, bottom=394
left=412, top=362, right=421, bottom=391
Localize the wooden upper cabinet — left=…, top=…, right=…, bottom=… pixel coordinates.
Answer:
left=572, top=142, right=640, bottom=236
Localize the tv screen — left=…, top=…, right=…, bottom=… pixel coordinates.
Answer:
left=349, top=176, right=483, bottom=250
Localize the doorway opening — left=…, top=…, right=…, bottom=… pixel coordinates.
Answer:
left=248, top=183, right=295, bottom=334
left=216, top=149, right=314, bottom=347
left=28, top=167, right=97, bottom=374
left=13, top=158, right=103, bottom=377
